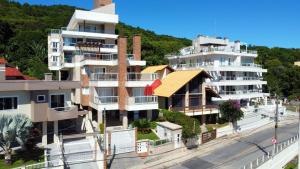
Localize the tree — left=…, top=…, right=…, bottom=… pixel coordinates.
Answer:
left=0, top=114, right=32, bottom=164
left=219, top=100, right=244, bottom=129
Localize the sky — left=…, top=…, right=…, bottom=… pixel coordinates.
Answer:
left=16, top=0, right=300, bottom=48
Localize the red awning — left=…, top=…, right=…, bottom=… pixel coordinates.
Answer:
left=150, top=79, right=162, bottom=90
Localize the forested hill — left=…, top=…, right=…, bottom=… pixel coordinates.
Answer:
left=0, top=0, right=191, bottom=78
left=0, top=0, right=299, bottom=99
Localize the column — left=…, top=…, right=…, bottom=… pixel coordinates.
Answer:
left=42, top=121, right=47, bottom=146
left=53, top=121, right=59, bottom=144
left=185, top=84, right=189, bottom=111
left=201, top=115, right=206, bottom=126
left=98, top=110, right=103, bottom=124
left=88, top=107, right=93, bottom=120
left=122, top=111, right=128, bottom=129
left=133, top=35, right=141, bottom=72
left=134, top=111, right=139, bottom=121
left=147, top=110, right=152, bottom=121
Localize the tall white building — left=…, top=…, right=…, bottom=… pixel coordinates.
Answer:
left=168, top=35, right=269, bottom=106
left=48, top=0, right=158, bottom=128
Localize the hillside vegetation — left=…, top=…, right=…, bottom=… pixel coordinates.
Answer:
left=0, top=0, right=299, bottom=99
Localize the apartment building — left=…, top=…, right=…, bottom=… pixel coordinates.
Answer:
left=0, top=59, right=86, bottom=145
left=168, top=35, right=269, bottom=107
left=48, top=0, right=158, bottom=128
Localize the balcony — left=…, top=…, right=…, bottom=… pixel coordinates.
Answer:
left=219, top=76, right=261, bottom=81
left=91, top=96, right=119, bottom=110
left=171, top=63, right=267, bottom=73
left=171, top=105, right=219, bottom=116
left=127, top=54, right=146, bottom=66
left=126, top=73, right=158, bottom=87
left=89, top=73, right=118, bottom=87
left=61, top=27, right=118, bottom=39
left=126, top=96, right=158, bottom=111
left=81, top=53, right=118, bottom=66
left=47, top=106, right=87, bottom=121
left=213, top=90, right=266, bottom=101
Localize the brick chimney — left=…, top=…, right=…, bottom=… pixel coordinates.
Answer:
left=118, top=37, right=128, bottom=111
left=133, top=35, right=141, bottom=72
left=94, top=0, right=112, bottom=8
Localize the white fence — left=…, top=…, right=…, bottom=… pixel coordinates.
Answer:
left=241, top=135, right=299, bottom=169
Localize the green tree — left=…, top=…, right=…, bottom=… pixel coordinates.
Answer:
left=219, top=100, right=244, bottom=129
left=0, top=114, right=32, bottom=164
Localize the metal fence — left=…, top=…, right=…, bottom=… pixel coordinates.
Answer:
left=241, top=134, right=299, bottom=169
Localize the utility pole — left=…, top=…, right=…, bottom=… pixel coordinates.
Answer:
left=273, top=96, right=279, bottom=155
left=103, top=108, right=107, bottom=168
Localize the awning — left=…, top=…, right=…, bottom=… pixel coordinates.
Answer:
left=154, top=70, right=210, bottom=97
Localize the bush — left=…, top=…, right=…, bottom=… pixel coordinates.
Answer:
left=160, top=109, right=200, bottom=139
left=132, top=119, right=151, bottom=134
left=220, top=100, right=244, bottom=123
left=206, top=126, right=214, bottom=132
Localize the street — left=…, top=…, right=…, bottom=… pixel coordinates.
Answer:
left=170, top=123, right=298, bottom=169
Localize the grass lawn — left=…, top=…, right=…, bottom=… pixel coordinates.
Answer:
left=206, top=123, right=229, bottom=129
left=0, top=148, right=44, bottom=169
left=137, top=131, right=159, bottom=141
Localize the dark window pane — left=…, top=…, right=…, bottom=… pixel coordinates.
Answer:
left=13, top=97, right=17, bottom=109
left=4, top=98, right=12, bottom=110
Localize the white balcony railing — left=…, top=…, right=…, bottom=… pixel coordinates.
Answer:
left=219, top=90, right=263, bottom=95
left=171, top=62, right=263, bottom=70
left=126, top=73, right=158, bottom=81
left=127, top=96, right=158, bottom=105
left=82, top=53, right=118, bottom=61
left=90, top=73, right=118, bottom=81
left=219, top=76, right=261, bottom=81
left=94, top=96, right=119, bottom=104
left=51, top=62, right=61, bottom=67
left=61, top=27, right=114, bottom=35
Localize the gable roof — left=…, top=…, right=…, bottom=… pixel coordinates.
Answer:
left=154, top=70, right=209, bottom=97
left=141, top=65, right=174, bottom=74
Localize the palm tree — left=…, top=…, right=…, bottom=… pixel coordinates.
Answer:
left=0, top=114, right=32, bottom=164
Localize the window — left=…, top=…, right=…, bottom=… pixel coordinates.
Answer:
left=52, top=42, right=59, bottom=52
left=50, top=94, right=65, bottom=108
left=0, top=97, right=18, bottom=110
left=37, top=95, right=46, bottom=103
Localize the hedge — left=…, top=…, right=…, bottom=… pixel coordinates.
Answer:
left=160, top=109, right=201, bottom=139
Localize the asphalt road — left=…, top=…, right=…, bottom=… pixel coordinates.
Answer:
left=170, top=123, right=298, bottom=169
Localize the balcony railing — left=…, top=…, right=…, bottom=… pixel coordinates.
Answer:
left=126, top=73, right=158, bottom=81
left=90, top=73, right=118, bottom=81
left=219, top=76, right=260, bottom=81
left=51, top=62, right=61, bottom=67
left=94, top=96, right=119, bottom=104
left=127, top=96, right=158, bottom=105
left=171, top=62, right=263, bottom=70
left=82, top=53, right=118, bottom=61
left=171, top=105, right=219, bottom=115
left=219, top=90, right=263, bottom=95
left=102, top=44, right=117, bottom=49
left=61, top=27, right=108, bottom=34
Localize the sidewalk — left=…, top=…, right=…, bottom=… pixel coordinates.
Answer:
left=129, top=119, right=298, bottom=169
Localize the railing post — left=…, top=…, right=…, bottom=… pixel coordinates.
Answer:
left=250, top=162, right=253, bottom=169
left=262, top=154, right=265, bottom=162
left=256, top=158, right=259, bottom=166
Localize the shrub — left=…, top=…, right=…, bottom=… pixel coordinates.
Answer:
left=206, top=126, right=214, bottom=132
left=160, top=109, right=200, bottom=139
left=132, top=119, right=151, bottom=134
left=219, top=100, right=244, bottom=123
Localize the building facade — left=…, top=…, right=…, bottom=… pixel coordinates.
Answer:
left=48, top=0, right=158, bottom=128
left=168, top=35, right=269, bottom=107
left=0, top=61, right=85, bottom=145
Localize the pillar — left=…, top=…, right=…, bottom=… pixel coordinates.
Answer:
left=88, top=107, right=93, bottom=120
left=147, top=110, right=152, bottom=121
left=42, top=121, right=47, bottom=146
left=98, top=110, right=103, bottom=124
left=122, top=111, right=128, bottom=129
left=53, top=121, right=59, bottom=144
left=134, top=111, right=139, bottom=121
left=201, top=115, right=206, bottom=126
left=185, top=84, right=189, bottom=111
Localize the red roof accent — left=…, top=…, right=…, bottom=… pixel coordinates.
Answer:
left=150, top=79, right=162, bottom=90
left=5, top=67, right=24, bottom=77
left=0, top=58, right=7, bottom=64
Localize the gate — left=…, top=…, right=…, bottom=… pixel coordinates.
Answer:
left=108, top=128, right=137, bottom=155
left=202, top=129, right=217, bottom=144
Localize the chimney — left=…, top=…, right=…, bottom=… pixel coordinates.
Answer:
left=44, top=73, right=53, bottom=81
left=133, top=35, right=141, bottom=72
left=94, top=0, right=112, bottom=9
left=118, top=37, right=128, bottom=111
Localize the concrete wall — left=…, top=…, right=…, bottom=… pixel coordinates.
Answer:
left=0, top=91, right=31, bottom=118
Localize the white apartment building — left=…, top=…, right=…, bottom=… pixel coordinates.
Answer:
left=48, top=0, right=158, bottom=128
left=168, top=35, right=269, bottom=107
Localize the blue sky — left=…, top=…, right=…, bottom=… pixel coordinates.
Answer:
left=17, top=0, right=300, bottom=48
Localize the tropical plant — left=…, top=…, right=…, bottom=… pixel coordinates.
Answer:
left=132, top=119, right=151, bottom=134
left=0, top=114, right=32, bottom=164
left=219, top=100, right=244, bottom=130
